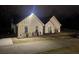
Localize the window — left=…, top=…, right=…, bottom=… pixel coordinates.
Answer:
left=48, top=26, right=52, bottom=33
left=25, top=26, right=28, bottom=37
left=35, top=26, right=39, bottom=36
left=25, top=26, right=28, bottom=33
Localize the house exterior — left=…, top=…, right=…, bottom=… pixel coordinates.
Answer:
left=45, top=16, right=61, bottom=34
left=45, top=20, right=55, bottom=34
left=17, top=13, right=44, bottom=38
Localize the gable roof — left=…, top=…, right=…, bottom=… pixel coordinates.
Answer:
left=15, top=13, right=61, bottom=27
left=17, top=13, right=44, bottom=26
left=50, top=16, right=61, bottom=26
left=31, top=13, right=44, bottom=26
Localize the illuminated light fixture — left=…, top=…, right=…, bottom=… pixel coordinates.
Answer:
left=29, top=13, right=34, bottom=17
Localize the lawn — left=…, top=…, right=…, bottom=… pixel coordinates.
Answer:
left=40, top=43, right=79, bottom=54
left=10, top=32, right=79, bottom=54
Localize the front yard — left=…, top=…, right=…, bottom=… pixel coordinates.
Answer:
left=0, top=32, right=79, bottom=53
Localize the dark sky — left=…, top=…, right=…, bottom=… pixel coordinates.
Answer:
left=0, top=5, right=79, bottom=34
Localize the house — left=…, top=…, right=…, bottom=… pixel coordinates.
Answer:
left=17, top=13, right=44, bottom=38
left=45, top=16, right=61, bottom=34
left=45, top=20, right=55, bottom=34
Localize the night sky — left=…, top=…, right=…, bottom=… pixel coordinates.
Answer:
left=0, top=5, right=79, bottom=34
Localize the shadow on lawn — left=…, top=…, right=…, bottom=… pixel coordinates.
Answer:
left=70, top=32, right=79, bottom=38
